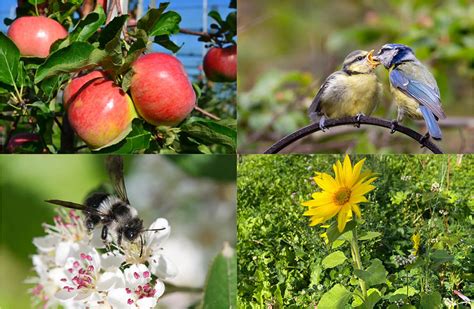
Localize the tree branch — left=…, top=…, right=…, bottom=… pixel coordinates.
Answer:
left=264, top=115, right=444, bottom=154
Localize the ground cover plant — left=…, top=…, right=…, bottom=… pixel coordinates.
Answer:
left=237, top=154, right=473, bottom=308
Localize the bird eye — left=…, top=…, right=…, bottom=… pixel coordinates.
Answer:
left=357, top=56, right=364, bottom=61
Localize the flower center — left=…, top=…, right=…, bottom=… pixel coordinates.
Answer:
left=334, top=187, right=351, bottom=205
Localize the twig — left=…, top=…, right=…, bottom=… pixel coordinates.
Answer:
left=264, top=116, right=443, bottom=154
left=195, top=106, right=221, bottom=121
left=179, top=28, right=212, bottom=41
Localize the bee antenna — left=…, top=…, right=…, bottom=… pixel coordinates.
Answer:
left=143, top=228, right=166, bottom=232
left=140, top=234, right=144, bottom=258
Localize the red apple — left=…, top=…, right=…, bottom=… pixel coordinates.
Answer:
left=68, top=78, right=137, bottom=150
left=7, top=132, right=41, bottom=153
left=203, top=45, right=237, bottom=82
left=7, top=16, right=68, bottom=58
left=130, top=53, right=196, bottom=126
left=63, top=71, right=108, bottom=108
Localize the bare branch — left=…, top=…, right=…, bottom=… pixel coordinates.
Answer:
left=264, top=115, right=444, bottom=154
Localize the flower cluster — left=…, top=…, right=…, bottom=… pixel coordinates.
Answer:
left=28, top=209, right=177, bottom=308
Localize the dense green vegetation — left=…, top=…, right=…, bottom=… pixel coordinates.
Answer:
left=238, top=154, right=473, bottom=308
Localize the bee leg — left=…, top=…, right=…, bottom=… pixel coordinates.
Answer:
left=117, top=232, right=123, bottom=247
left=319, top=115, right=328, bottom=132
left=140, top=234, right=144, bottom=258
left=355, top=113, right=365, bottom=128
left=101, top=225, right=108, bottom=241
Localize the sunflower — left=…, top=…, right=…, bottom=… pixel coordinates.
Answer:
left=302, top=155, right=377, bottom=232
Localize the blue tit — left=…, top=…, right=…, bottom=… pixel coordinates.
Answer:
left=375, top=43, right=446, bottom=140
left=308, top=50, right=382, bottom=129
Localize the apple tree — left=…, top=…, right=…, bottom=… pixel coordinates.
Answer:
left=0, top=0, right=237, bottom=154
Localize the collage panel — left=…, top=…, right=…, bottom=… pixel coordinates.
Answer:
left=0, top=0, right=236, bottom=155
left=237, top=154, right=473, bottom=308
left=237, top=1, right=473, bottom=154
left=0, top=155, right=236, bottom=308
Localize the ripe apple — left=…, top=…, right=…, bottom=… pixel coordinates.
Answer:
left=7, top=132, right=41, bottom=153
left=68, top=78, right=137, bottom=150
left=63, top=71, right=108, bottom=108
left=130, top=53, right=196, bottom=126
left=203, top=45, right=237, bottom=82
left=7, top=16, right=68, bottom=58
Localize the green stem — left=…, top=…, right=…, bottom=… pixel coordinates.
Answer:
left=350, top=227, right=367, bottom=301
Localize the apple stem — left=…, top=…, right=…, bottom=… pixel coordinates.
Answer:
left=194, top=106, right=221, bottom=121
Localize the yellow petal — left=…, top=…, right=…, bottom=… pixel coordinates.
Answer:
left=302, top=199, right=332, bottom=208
left=348, top=195, right=368, bottom=205
left=314, top=173, right=338, bottom=193
left=337, top=205, right=351, bottom=232
left=351, top=204, right=362, bottom=218
left=304, top=204, right=340, bottom=217
left=350, top=158, right=366, bottom=187
left=352, top=183, right=376, bottom=197
left=342, top=155, right=353, bottom=186
left=309, top=217, right=325, bottom=226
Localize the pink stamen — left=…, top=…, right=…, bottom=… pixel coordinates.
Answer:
left=127, top=299, right=134, bottom=305
left=80, top=253, right=87, bottom=260
left=133, top=272, right=140, bottom=279
left=143, top=271, right=150, bottom=278
left=126, top=288, right=132, bottom=294
left=73, top=261, right=80, bottom=268
left=60, top=278, right=67, bottom=282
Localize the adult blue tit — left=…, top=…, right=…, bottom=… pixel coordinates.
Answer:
left=374, top=43, right=446, bottom=140
left=308, top=50, right=382, bottom=129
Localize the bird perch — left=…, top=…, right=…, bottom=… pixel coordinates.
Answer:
left=264, top=115, right=443, bottom=154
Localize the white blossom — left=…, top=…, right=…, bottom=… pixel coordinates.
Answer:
left=29, top=210, right=176, bottom=308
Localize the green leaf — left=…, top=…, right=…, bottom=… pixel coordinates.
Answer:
left=35, top=42, right=104, bottom=83
left=137, top=3, right=169, bottom=33
left=181, top=117, right=236, bottom=149
left=359, top=232, right=382, bottom=241
left=353, top=259, right=387, bottom=287
left=98, top=15, right=128, bottom=49
left=28, top=0, right=47, bottom=4
left=321, top=251, right=347, bottom=269
left=326, top=220, right=356, bottom=245
left=149, top=11, right=181, bottom=36
left=209, top=10, right=224, bottom=26
left=57, top=5, right=106, bottom=49
left=387, top=286, right=417, bottom=302
left=430, top=250, right=454, bottom=266
left=420, top=291, right=442, bottom=309
left=0, top=32, right=20, bottom=86
left=318, top=284, right=351, bottom=309
left=94, top=120, right=151, bottom=154
left=202, top=243, right=237, bottom=309
left=353, top=288, right=382, bottom=309
left=153, top=35, right=181, bottom=53
left=30, top=101, right=52, bottom=115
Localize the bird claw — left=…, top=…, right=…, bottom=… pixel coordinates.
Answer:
left=354, top=113, right=365, bottom=128
left=419, top=133, right=430, bottom=146
left=390, top=121, right=398, bottom=134
left=319, top=116, right=328, bottom=132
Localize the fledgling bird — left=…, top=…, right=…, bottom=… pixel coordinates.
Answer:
left=308, top=50, right=382, bottom=129
left=374, top=43, right=446, bottom=140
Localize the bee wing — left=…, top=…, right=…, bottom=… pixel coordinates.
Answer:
left=105, top=156, right=130, bottom=204
left=45, top=199, right=107, bottom=217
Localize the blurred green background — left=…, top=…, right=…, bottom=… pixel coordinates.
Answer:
left=0, top=155, right=236, bottom=308
left=237, top=0, right=474, bottom=153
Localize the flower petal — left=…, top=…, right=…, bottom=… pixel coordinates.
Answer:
left=351, top=204, right=362, bottom=218
left=337, top=205, right=351, bottom=232
left=137, top=297, right=158, bottom=308
left=149, top=254, right=178, bottom=279
left=147, top=218, right=171, bottom=248
left=313, top=173, right=338, bottom=193
left=350, top=158, right=366, bottom=187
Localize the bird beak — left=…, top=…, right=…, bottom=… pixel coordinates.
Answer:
left=367, top=50, right=380, bottom=68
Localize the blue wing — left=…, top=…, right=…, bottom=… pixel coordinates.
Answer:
left=419, top=105, right=442, bottom=140
left=390, top=68, right=446, bottom=120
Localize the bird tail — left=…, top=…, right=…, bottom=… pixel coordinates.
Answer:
left=420, top=105, right=442, bottom=140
